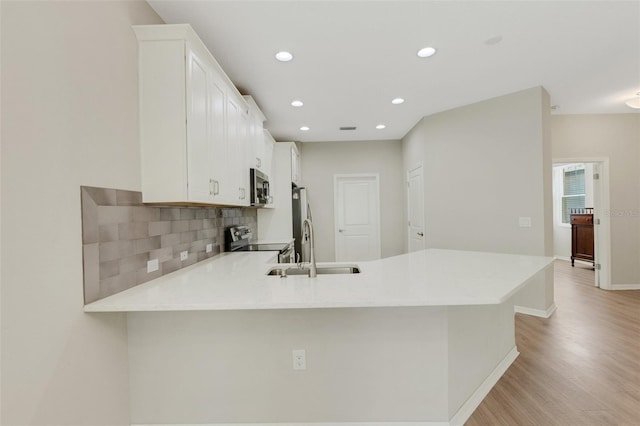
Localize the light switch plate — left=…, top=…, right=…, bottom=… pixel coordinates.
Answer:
left=180, top=251, right=189, bottom=261
left=206, top=243, right=213, bottom=253
left=147, top=258, right=159, bottom=273
left=519, top=217, right=532, bottom=228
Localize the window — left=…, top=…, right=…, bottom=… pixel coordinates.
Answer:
left=561, top=167, right=585, bottom=223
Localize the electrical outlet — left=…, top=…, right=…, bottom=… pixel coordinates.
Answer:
left=180, top=250, right=189, bottom=261
left=206, top=243, right=213, bottom=253
left=292, top=349, right=306, bottom=370
left=147, top=258, right=159, bottom=273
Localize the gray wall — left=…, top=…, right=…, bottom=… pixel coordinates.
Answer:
left=1, top=1, right=163, bottom=424
left=299, top=140, right=405, bottom=262
left=402, top=87, right=554, bottom=312
left=402, top=87, right=553, bottom=257
left=552, top=114, right=640, bottom=285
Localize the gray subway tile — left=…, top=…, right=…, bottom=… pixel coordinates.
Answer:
left=196, top=229, right=214, bottom=240
left=81, top=189, right=99, bottom=244
left=83, top=243, right=100, bottom=304
left=99, top=240, right=133, bottom=262
left=149, top=221, right=171, bottom=236
left=99, top=259, right=120, bottom=280
left=98, top=223, right=119, bottom=242
left=195, top=209, right=206, bottom=219
left=162, top=258, right=181, bottom=275
left=161, top=233, right=181, bottom=248
left=133, top=236, right=161, bottom=255
left=202, top=219, right=216, bottom=229
left=118, top=222, right=149, bottom=240
left=149, top=247, right=173, bottom=263
left=97, top=206, right=133, bottom=224
left=173, top=243, right=191, bottom=255
left=119, top=253, right=149, bottom=274
left=115, top=189, right=142, bottom=206
left=160, top=208, right=181, bottom=220
left=83, top=186, right=117, bottom=206
left=189, top=219, right=203, bottom=231
left=133, top=206, right=160, bottom=222
left=180, top=231, right=197, bottom=244
left=137, top=266, right=162, bottom=285
left=182, top=253, right=197, bottom=267
left=99, top=270, right=137, bottom=299
left=191, top=240, right=206, bottom=253
left=171, top=220, right=190, bottom=233
left=180, top=209, right=196, bottom=220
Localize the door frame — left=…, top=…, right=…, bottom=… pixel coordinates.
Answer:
left=333, top=173, right=381, bottom=261
left=406, top=162, right=425, bottom=252
left=552, top=157, right=611, bottom=290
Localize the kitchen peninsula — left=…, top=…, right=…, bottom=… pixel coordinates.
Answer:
left=86, top=249, right=553, bottom=426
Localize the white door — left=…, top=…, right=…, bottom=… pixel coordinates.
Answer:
left=334, top=175, right=381, bottom=261
left=407, top=164, right=425, bottom=252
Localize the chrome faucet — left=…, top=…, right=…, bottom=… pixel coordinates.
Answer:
left=302, top=218, right=317, bottom=278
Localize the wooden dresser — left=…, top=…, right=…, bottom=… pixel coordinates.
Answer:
left=570, top=208, right=594, bottom=267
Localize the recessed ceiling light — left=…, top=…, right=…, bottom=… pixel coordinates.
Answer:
left=417, top=47, right=436, bottom=58
left=376, top=124, right=386, bottom=130
left=291, top=100, right=304, bottom=107
left=300, top=126, right=310, bottom=131
left=625, top=92, right=640, bottom=109
left=275, top=51, right=293, bottom=62
left=484, top=35, right=503, bottom=46
left=391, top=98, right=405, bottom=105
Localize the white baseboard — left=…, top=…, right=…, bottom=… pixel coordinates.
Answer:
left=134, top=423, right=446, bottom=426
left=610, top=283, right=640, bottom=290
left=133, top=348, right=522, bottom=426
left=514, top=302, right=557, bottom=318
left=447, top=346, right=519, bottom=426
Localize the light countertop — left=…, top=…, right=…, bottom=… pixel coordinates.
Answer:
left=84, top=249, right=554, bottom=312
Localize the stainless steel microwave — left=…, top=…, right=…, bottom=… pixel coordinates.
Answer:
left=250, top=168, right=270, bottom=206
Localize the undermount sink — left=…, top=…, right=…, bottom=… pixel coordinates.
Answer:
left=266, top=265, right=360, bottom=277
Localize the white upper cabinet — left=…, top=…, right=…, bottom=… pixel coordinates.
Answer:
left=291, top=143, right=301, bottom=186
left=134, top=24, right=251, bottom=206
left=243, top=95, right=267, bottom=173
left=262, top=130, right=275, bottom=184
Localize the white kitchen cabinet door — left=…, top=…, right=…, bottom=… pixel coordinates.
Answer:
left=227, top=95, right=250, bottom=205
left=262, top=130, right=275, bottom=181
left=135, top=24, right=253, bottom=207
left=243, top=95, right=266, bottom=172
left=291, top=144, right=301, bottom=185
left=208, top=73, right=228, bottom=203
left=185, top=47, right=214, bottom=203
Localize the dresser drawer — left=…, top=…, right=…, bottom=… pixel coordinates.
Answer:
left=570, top=214, right=593, bottom=225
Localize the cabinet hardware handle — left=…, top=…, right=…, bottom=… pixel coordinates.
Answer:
left=209, top=179, right=215, bottom=195
left=338, top=229, right=344, bottom=233
left=214, top=180, right=219, bottom=195
left=417, top=232, right=424, bottom=236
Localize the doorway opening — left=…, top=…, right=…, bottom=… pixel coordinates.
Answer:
left=552, top=158, right=611, bottom=289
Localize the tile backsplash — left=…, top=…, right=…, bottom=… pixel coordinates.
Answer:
left=81, top=186, right=257, bottom=304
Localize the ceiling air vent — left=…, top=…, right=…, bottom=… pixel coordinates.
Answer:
left=339, top=126, right=357, bottom=131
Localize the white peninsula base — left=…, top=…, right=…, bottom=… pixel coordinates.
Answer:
left=86, top=249, right=553, bottom=425
left=128, top=298, right=518, bottom=426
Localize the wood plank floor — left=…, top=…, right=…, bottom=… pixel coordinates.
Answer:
left=466, top=260, right=640, bottom=425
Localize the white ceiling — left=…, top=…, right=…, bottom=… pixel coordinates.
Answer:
left=147, top=0, right=640, bottom=142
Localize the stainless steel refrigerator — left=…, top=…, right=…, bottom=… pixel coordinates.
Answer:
left=292, top=185, right=312, bottom=262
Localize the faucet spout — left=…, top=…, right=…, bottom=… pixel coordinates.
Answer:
left=303, top=218, right=317, bottom=278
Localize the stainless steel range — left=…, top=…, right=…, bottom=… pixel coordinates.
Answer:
left=225, top=225, right=294, bottom=263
